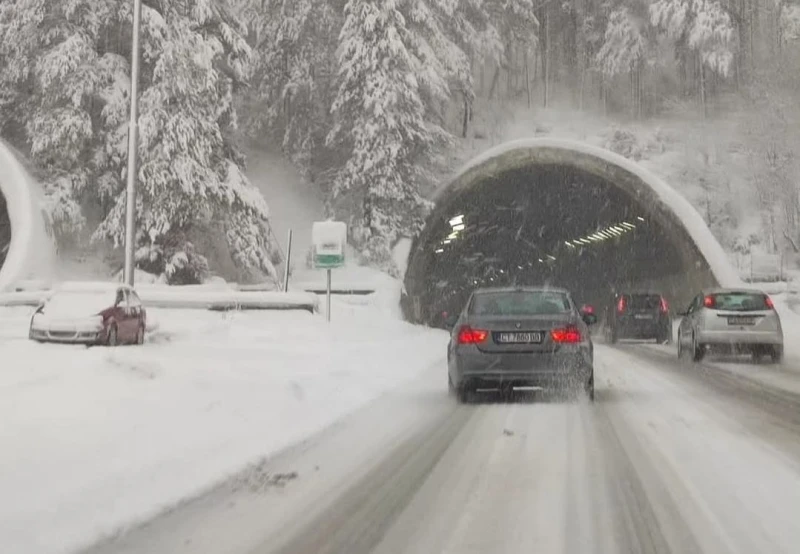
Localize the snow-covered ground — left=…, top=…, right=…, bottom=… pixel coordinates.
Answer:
left=0, top=295, right=445, bottom=554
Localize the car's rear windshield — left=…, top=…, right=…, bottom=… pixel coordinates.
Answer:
left=708, top=292, right=770, bottom=311
left=623, top=294, right=662, bottom=309
left=470, top=291, right=571, bottom=316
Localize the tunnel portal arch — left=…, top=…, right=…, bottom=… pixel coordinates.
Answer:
left=403, top=138, right=741, bottom=323
left=0, top=139, right=57, bottom=291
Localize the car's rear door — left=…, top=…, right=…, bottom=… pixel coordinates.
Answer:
left=626, top=294, right=662, bottom=324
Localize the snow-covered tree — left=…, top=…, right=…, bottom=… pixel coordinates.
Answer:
left=650, top=0, right=737, bottom=76
left=327, top=0, right=449, bottom=271
left=241, top=0, right=341, bottom=183
left=0, top=0, right=279, bottom=283
left=596, top=7, right=648, bottom=78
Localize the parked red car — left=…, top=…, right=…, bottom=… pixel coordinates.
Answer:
left=29, top=283, right=147, bottom=346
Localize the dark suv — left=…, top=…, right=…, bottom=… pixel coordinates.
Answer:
left=606, top=292, right=672, bottom=343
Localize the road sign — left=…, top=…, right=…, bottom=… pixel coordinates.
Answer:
left=312, top=221, right=346, bottom=269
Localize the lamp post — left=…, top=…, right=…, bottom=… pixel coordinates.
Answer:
left=123, top=0, right=142, bottom=286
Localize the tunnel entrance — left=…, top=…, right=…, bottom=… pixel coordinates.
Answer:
left=0, top=189, right=9, bottom=272
left=403, top=140, right=738, bottom=326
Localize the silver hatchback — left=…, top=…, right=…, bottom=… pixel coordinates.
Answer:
left=677, top=288, right=783, bottom=363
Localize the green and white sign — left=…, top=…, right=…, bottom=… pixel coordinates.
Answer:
left=312, top=221, right=346, bottom=269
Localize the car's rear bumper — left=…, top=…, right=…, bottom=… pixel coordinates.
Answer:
left=697, top=330, right=782, bottom=346
left=616, top=318, right=669, bottom=336
left=450, top=347, right=592, bottom=388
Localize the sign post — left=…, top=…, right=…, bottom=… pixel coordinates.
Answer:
left=311, top=221, right=346, bottom=322
left=283, top=229, right=293, bottom=292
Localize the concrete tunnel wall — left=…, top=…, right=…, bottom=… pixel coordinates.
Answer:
left=0, top=139, right=57, bottom=291
left=403, top=138, right=743, bottom=323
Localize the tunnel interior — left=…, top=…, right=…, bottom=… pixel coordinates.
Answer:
left=405, top=163, right=707, bottom=325
left=0, top=188, right=9, bottom=271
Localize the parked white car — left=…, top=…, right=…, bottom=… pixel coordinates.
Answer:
left=676, top=288, right=783, bottom=363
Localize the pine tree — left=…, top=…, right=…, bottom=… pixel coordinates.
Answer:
left=242, top=0, right=340, bottom=182
left=595, top=7, right=648, bottom=79
left=0, top=0, right=279, bottom=283
left=327, top=0, right=449, bottom=271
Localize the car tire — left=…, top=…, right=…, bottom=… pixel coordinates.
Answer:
left=136, top=325, right=145, bottom=345
left=692, top=334, right=705, bottom=362
left=585, top=377, right=595, bottom=402
left=610, top=328, right=618, bottom=344
left=770, top=346, right=783, bottom=364
left=106, top=324, right=118, bottom=347
left=455, top=384, right=471, bottom=404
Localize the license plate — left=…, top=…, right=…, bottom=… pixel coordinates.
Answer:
left=728, top=316, right=755, bottom=326
left=634, top=314, right=653, bottom=319
left=496, top=332, right=542, bottom=344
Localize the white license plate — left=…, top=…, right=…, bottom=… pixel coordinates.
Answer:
left=496, top=332, right=542, bottom=344
left=728, top=317, right=755, bottom=326
left=634, top=314, right=653, bottom=319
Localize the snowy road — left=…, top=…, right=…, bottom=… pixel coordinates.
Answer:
left=85, top=344, right=800, bottom=554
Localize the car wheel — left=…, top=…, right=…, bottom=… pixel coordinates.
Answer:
left=136, top=325, right=145, bottom=345
left=106, top=324, right=118, bottom=347
left=691, top=334, right=705, bottom=362
left=770, top=346, right=783, bottom=364
left=585, top=376, right=595, bottom=402
left=455, top=384, right=471, bottom=404
left=677, top=332, right=684, bottom=358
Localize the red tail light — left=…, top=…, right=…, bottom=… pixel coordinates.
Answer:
left=581, top=304, right=594, bottom=314
left=551, top=326, right=582, bottom=343
left=617, top=296, right=626, bottom=313
left=765, top=296, right=775, bottom=310
left=703, top=295, right=715, bottom=308
left=659, top=297, right=669, bottom=313
left=457, top=325, right=488, bottom=344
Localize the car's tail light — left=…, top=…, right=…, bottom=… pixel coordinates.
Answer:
left=457, top=325, right=488, bottom=344
left=551, top=326, right=582, bottom=343
left=581, top=304, right=594, bottom=314
left=617, top=297, right=626, bottom=313
left=765, top=296, right=775, bottom=310
left=659, top=297, right=669, bottom=313
left=703, top=295, right=715, bottom=308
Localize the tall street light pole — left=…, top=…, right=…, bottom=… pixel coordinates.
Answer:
left=123, top=0, right=143, bottom=286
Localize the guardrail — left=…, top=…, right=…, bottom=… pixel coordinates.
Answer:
left=0, top=285, right=319, bottom=313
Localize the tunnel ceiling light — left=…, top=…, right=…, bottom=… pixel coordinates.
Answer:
left=435, top=248, right=444, bottom=254
left=599, top=230, right=614, bottom=239
left=449, top=215, right=464, bottom=226
left=446, top=231, right=459, bottom=240
left=443, top=239, right=452, bottom=244
left=538, top=258, right=544, bottom=263
left=547, top=255, right=556, bottom=261
left=452, top=223, right=465, bottom=231
left=621, top=222, right=635, bottom=229
left=637, top=216, right=645, bottom=221
left=565, top=241, right=575, bottom=247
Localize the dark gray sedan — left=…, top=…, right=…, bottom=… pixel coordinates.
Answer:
left=446, top=287, right=597, bottom=402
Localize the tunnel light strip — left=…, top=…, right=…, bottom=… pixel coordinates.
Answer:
left=452, top=223, right=465, bottom=231
left=449, top=215, right=464, bottom=226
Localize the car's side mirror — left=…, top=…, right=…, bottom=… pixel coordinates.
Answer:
left=443, top=313, right=459, bottom=329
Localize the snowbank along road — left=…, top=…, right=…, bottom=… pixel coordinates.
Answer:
left=84, top=341, right=800, bottom=554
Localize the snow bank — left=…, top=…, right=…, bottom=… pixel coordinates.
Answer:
left=0, top=140, right=57, bottom=291
left=445, top=137, right=742, bottom=287
left=0, top=305, right=446, bottom=554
